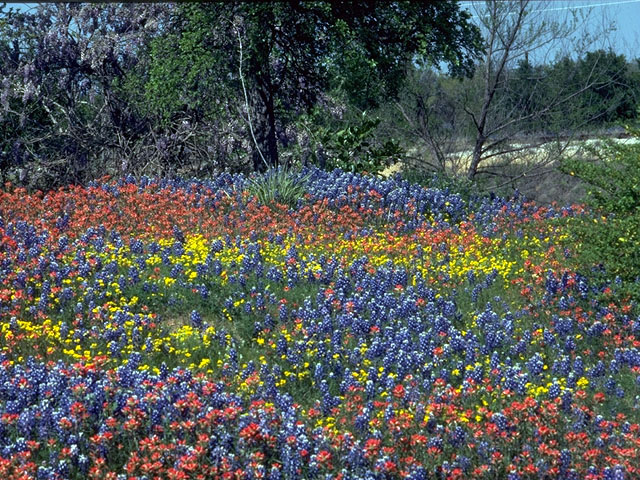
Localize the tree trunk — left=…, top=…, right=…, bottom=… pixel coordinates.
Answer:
left=264, top=90, right=278, bottom=167
left=252, top=119, right=267, bottom=172
left=255, top=76, right=279, bottom=169
left=467, top=135, right=485, bottom=180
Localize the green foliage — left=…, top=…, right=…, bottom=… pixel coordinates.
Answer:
left=144, top=2, right=481, bottom=168
left=293, top=110, right=405, bottom=174
left=145, top=4, right=235, bottom=125
left=247, top=167, right=310, bottom=208
left=573, top=50, right=638, bottom=124
left=559, top=117, right=640, bottom=281
left=327, top=2, right=483, bottom=110
left=7, top=1, right=640, bottom=192
left=507, top=50, right=639, bottom=135
left=320, top=113, right=404, bottom=174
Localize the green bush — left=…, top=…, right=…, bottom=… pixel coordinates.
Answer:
left=302, top=111, right=404, bottom=174
left=559, top=117, right=640, bottom=281
left=324, top=115, right=404, bottom=174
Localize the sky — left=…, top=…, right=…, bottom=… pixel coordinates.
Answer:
left=5, top=1, right=640, bottom=61
left=459, top=0, right=640, bottom=60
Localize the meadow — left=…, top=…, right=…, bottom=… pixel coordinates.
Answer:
left=0, top=167, right=638, bottom=479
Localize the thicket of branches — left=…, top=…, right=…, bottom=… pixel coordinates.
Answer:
left=386, top=0, right=640, bottom=185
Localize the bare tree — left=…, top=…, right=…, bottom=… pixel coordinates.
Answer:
left=463, top=0, right=618, bottom=181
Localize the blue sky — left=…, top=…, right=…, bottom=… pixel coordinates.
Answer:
left=460, top=0, right=640, bottom=60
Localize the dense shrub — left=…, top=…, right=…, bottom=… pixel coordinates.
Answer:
left=559, top=116, right=640, bottom=281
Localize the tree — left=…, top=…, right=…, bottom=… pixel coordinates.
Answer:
left=459, top=0, right=629, bottom=181
left=0, top=3, right=171, bottom=188
left=146, top=1, right=483, bottom=169
left=500, top=57, right=549, bottom=135
left=0, top=2, right=483, bottom=187
left=326, top=1, right=482, bottom=110
left=571, top=50, right=637, bottom=124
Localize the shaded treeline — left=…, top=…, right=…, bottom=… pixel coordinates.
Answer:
left=0, top=1, right=638, bottom=190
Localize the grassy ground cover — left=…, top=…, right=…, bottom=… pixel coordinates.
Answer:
left=0, top=168, right=638, bottom=479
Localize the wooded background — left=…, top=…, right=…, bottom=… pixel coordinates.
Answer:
left=1, top=1, right=638, bottom=198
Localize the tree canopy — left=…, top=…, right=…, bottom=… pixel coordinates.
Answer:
left=144, top=1, right=483, bottom=168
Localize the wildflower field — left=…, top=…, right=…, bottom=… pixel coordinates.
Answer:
left=0, top=168, right=639, bottom=480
